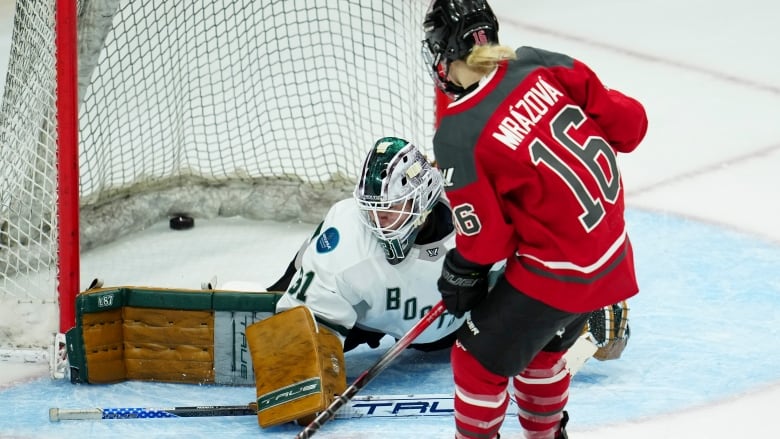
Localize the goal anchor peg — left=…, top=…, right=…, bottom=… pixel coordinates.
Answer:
left=50, top=332, right=69, bottom=380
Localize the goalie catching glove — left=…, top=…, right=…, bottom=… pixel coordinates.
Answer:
left=437, top=249, right=491, bottom=318
left=585, top=300, right=631, bottom=361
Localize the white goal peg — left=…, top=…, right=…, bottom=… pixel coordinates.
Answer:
left=50, top=332, right=69, bottom=380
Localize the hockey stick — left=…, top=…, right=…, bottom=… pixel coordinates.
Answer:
left=49, top=403, right=258, bottom=421
left=295, top=300, right=447, bottom=438
left=50, top=393, right=492, bottom=422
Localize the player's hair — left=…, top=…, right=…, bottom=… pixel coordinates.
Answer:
left=465, top=44, right=517, bottom=75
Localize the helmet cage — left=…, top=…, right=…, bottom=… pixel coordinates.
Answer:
left=421, top=41, right=465, bottom=98
left=357, top=185, right=425, bottom=239
left=354, top=138, right=443, bottom=263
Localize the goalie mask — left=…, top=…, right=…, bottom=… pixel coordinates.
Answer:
left=354, top=137, right=443, bottom=265
left=421, top=0, right=499, bottom=99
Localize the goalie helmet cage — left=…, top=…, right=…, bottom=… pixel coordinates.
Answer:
left=0, top=0, right=436, bottom=352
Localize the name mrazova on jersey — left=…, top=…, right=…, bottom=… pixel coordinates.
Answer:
left=491, top=76, right=564, bottom=150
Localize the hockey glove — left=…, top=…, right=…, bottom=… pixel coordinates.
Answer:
left=343, top=326, right=386, bottom=352
left=437, top=249, right=491, bottom=318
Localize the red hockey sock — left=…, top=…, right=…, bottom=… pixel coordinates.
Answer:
left=451, top=341, right=509, bottom=439
left=512, top=351, right=569, bottom=439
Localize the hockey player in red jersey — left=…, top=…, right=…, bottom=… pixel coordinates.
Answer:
left=422, top=1, right=648, bottom=438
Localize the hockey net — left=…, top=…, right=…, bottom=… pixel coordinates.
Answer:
left=0, top=0, right=434, bottom=353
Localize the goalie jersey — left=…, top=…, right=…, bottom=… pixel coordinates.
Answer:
left=275, top=198, right=463, bottom=345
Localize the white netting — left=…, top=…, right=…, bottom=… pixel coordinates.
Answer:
left=0, top=0, right=434, bottom=349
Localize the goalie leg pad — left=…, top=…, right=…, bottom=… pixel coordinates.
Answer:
left=247, top=306, right=346, bottom=428
left=562, top=334, right=598, bottom=376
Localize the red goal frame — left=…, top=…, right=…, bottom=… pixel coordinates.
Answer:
left=55, top=0, right=79, bottom=333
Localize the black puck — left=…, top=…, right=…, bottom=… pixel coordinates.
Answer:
left=169, top=214, right=195, bottom=230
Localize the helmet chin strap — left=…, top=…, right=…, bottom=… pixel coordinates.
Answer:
left=441, top=80, right=467, bottom=100
left=441, top=59, right=483, bottom=100
left=436, top=66, right=467, bottom=99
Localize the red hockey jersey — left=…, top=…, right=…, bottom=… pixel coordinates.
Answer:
left=433, top=46, right=648, bottom=313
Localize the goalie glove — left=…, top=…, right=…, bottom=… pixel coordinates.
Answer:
left=586, top=300, right=630, bottom=361
left=437, top=249, right=491, bottom=318
left=343, top=326, right=386, bottom=352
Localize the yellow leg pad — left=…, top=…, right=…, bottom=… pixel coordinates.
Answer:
left=123, top=307, right=215, bottom=383
left=81, top=308, right=126, bottom=383
left=247, top=306, right=346, bottom=428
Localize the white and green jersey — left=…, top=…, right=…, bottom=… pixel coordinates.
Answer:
left=275, top=198, right=463, bottom=344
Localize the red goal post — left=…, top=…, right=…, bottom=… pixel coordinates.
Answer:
left=56, top=0, right=80, bottom=347
left=0, top=0, right=436, bottom=356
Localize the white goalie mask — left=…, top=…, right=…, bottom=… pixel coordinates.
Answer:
left=354, top=137, right=444, bottom=265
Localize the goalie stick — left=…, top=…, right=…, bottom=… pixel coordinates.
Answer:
left=295, top=300, right=447, bottom=438
left=49, top=394, right=523, bottom=422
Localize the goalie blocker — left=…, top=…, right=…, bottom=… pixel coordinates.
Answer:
left=247, top=306, right=346, bottom=428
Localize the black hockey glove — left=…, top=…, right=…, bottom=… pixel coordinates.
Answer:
left=343, top=326, right=386, bottom=352
left=437, top=249, right=491, bottom=318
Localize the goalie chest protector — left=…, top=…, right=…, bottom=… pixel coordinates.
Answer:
left=247, top=305, right=346, bottom=427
